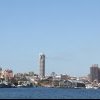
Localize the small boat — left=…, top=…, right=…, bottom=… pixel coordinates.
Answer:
left=17, top=84, right=33, bottom=88
left=17, top=85, right=23, bottom=88
left=93, top=86, right=99, bottom=89
left=86, top=84, right=94, bottom=89
left=0, top=83, right=12, bottom=88
left=86, top=85, right=99, bottom=89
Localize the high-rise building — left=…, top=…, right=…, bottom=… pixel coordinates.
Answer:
left=39, top=53, right=45, bottom=79
left=0, top=67, right=2, bottom=78
left=90, top=64, right=100, bottom=82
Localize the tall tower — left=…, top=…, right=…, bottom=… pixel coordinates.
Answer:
left=90, top=64, right=100, bottom=82
left=39, top=53, right=45, bottom=79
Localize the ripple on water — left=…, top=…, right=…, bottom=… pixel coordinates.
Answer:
left=0, top=88, right=100, bottom=99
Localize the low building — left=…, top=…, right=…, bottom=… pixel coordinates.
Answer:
left=61, top=74, right=70, bottom=80
left=59, top=80, right=85, bottom=88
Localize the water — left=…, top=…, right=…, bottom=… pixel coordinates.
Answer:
left=0, top=87, right=100, bottom=99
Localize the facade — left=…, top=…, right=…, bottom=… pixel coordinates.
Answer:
left=0, top=67, right=2, bottom=78
left=59, top=80, right=85, bottom=88
left=90, top=64, right=100, bottom=83
left=4, top=69, right=13, bottom=80
left=39, top=53, right=45, bottom=79
left=61, top=74, right=70, bottom=80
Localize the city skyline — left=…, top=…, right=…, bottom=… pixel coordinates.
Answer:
left=0, top=0, right=100, bottom=76
left=0, top=52, right=99, bottom=77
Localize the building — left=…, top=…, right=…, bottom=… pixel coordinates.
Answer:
left=61, top=74, right=70, bottom=80
left=0, top=67, right=2, bottom=78
left=39, top=53, right=45, bottom=79
left=90, top=64, right=100, bottom=83
left=79, top=76, right=91, bottom=84
left=59, top=80, right=85, bottom=88
left=4, top=69, right=13, bottom=80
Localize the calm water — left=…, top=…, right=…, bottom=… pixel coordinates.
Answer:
left=0, top=87, right=100, bottom=99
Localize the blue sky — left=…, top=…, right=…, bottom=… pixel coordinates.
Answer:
left=0, top=0, right=100, bottom=76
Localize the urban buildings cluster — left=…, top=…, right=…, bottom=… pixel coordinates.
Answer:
left=38, top=53, right=100, bottom=89
left=0, top=53, right=100, bottom=89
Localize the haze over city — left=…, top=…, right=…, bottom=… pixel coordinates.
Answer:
left=0, top=0, right=100, bottom=77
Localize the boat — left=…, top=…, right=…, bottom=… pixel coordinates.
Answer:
left=17, top=85, right=23, bottom=88
left=86, top=84, right=93, bottom=89
left=93, top=86, right=99, bottom=89
left=17, top=83, right=33, bottom=88
left=0, top=83, right=12, bottom=88
left=86, top=85, right=99, bottom=89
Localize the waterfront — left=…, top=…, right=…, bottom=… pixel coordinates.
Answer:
left=0, top=87, right=100, bottom=99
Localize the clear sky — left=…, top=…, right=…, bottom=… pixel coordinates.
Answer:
left=0, top=0, right=100, bottom=76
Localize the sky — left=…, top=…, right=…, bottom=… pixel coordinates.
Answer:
left=0, top=0, right=100, bottom=77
